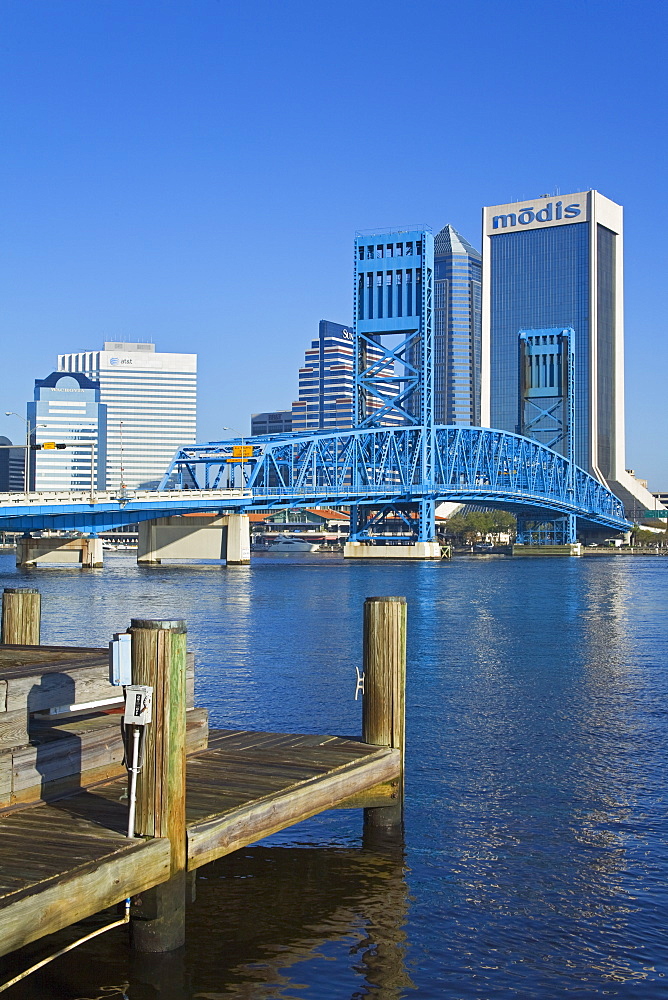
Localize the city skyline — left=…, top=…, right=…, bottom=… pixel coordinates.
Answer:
left=0, top=1, right=666, bottom=485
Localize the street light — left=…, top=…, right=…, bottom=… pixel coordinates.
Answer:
left=221, top=426, right=251, bottom=488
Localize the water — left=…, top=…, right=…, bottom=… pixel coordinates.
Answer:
left=1, top=552, right=667, bottom=998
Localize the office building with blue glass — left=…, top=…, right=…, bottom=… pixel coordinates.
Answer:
left=28, top=371, right=107, bottom=491
left=482, top=189, right=656, bottom=515
left=434, top=224, right=481, bottom=425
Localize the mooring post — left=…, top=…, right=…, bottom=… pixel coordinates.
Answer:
left=362, top=596, right=406, bottom=838
left=128, top=618, right=188, bottom=953
left=1, top=587, right=41, bottom=645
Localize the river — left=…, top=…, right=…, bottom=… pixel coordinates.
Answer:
left=0, top=551, right=666, bottom=998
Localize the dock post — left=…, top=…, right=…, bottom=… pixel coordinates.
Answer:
left=128, top=618, right=187, bottom=953
left=1, top=587, right=41, bottom=645
left=362, top=596, right=406, bottom=839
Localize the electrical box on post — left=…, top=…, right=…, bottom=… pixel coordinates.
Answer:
left=124, top=685, right=153, bottom=726
left=109, top=633, right=132, bottom=686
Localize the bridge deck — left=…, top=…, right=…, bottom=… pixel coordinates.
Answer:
left=0, top=728, right=400, bottom=957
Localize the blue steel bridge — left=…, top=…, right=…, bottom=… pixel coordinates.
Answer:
left=0, top=425, right=629, bottom=537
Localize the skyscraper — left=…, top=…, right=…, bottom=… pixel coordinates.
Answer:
left=28, top=372, right=107, bottom=491
left=291, top=320, right=357, bottom=432
left=434, top=224, right=482, bottom=425
left=482, top=189, right=656, bottom=514
left=58, top=343, right=197, bottom=490
left=0, top=438, right=24, bottom=491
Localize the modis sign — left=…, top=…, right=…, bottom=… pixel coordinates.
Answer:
left=484, top=192, right=589, bottom=236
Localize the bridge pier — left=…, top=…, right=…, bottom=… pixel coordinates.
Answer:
left=137, top=514, right=250, bottom=565
left=513, top=515, right=581, bottom=555
left=512, top=543, right=582, bottom=556
left=344, top=501, right=442, bottom=559
left=16, top=535, right=103, bottom=568
left=344, top=541, right=442, bottom=559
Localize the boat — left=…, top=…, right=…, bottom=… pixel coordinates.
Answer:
left=266, top=534, right=321, bottom=553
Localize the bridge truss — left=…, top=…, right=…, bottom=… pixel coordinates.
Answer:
left=0, top=425, right=628, bottom=535
left=160, top=424, right=628, bottom=535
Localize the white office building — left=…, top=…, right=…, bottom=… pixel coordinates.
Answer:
left=58, top=343, right=197, bottom=490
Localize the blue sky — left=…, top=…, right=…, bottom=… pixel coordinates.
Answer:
left=1, top=0, right=666, bottom=485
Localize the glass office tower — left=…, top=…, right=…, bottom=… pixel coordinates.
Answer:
left=482, top=189, right=658, bottom=516
left=28, top=371, right=107, bottom=491
left=434, top=224, right=481, bottom=425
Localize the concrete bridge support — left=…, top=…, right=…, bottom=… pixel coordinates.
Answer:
left=344, top=541, right=442, bottom=560
left=512, top=543, right=582, bottom=557
left=16, top=536, right=103, bottom=568
left=137, top=514, right=250, bottom=565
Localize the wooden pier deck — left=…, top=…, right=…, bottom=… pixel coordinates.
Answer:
left=0, top=728, right=400, bottom=958
left=0, top=592, right=406, bottom=964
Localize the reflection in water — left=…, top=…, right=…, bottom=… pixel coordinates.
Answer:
left=0, top=553, right=667, bottom=997
left=0, top=843, right=412, bottom=1000
left=187, top=843, right=413, bottom=1000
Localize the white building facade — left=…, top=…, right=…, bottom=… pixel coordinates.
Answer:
left=58, top=343, right=197, bottom=490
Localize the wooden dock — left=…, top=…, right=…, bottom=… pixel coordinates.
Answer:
left=0, top=590, right=406, bottom=971
left=0, top=728, right=399, bottom=958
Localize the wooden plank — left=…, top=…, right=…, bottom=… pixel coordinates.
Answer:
left=5, top=663, right=118, bottom=714
left=0, top=646, right=108, bottom=677
left=0, top=647, right=194, bottom=711
left=0, top=709, right=28, bottom=751
left=0, top=754, right=10, bottom=809
left=0, top=837, right=171, bottom=958
left=8, top=707, right=208, bottom=806
left=187, top=747, right=401, bottom=870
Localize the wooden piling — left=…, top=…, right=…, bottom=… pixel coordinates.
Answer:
left=128, top=618, right=187, bottom=953
left=1, top=588, right=40, bottom=645
left=362, top=596, right=406, bottom=834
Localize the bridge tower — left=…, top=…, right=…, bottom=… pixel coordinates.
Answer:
left=348, top=227, right=439, bottom=554
left=515, top=326, right=577, bottom=545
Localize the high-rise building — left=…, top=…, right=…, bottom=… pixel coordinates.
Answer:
left=58, top=343, right=197, bottom=490
left=28, top=372, right=107, bottom=491
left=434, top=224, right=482, bottom=425
left=0, top=437, right=24, bottom=491
left=250, top=410, right=293, bottom=436
left=482, top=189, right=657, bottom=515
left=291, top=321, right=356, bottom=432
